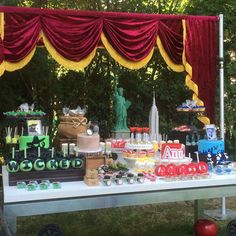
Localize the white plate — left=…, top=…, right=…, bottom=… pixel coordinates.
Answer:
left=74, top=146, right=102, bottom=154
left=158, top=157, right=192, bottom=164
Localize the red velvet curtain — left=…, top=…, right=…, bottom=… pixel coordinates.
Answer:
left=185, top=18, right=217, bottom=122
left=3, top=13, right=41, bottom=62
left=103, top=17, right=158, bottom=61
left=158, top=20, right=184, bottom=65
left=0, top=6, right=218, bottom=123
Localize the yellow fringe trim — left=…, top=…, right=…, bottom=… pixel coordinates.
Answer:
left=0, top=12, right=4, bottom=40
left=101, top=32, right=153, bottom=69
left=42, top=31, right=96, bottom=71
left=182, top=19, right=210, bottom=125
left=0, top=45, right=37, bottom=76
left=0, top=12, right=4, bottom=76
left=0, top=23, right=39, bottom=76
left=156, top=36, right=184, bottom=72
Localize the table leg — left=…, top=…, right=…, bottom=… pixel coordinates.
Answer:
left=3, top=205, right=17, bottom=236
left=194, top=199, right=205, bottom=221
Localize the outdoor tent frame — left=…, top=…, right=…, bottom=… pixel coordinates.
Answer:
left=0, top=6, right=226, bottom=217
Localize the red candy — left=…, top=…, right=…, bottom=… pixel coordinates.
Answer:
left=178, top=164, right=189, bottom=176
left=197, top=161, right=208, bottom=174
left=166, top=164, right=178, bottom=176
left=187, top=162, right=198, bottom=175
left=155, top=165, right=167, bottom=177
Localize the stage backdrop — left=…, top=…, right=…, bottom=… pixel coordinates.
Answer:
left=0, top=6, right=218, bottom=124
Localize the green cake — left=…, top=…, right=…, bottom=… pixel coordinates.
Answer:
left=19, top=135, right=49, bottom=150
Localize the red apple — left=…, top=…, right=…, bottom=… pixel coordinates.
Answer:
left=155, top=165, right=167, bottom=177
left=166, top=164, right=178, bottom=176
left=194, top=219, right=218, bottom=236
left=187, top=162, right=198, bottom=175
left=197, top=161, right=208, bottom=174
left=178, top=164, right=189, bottom=176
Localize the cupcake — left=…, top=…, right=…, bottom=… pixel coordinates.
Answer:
left=138, top=150, right=147, bottom=158
left=122, top=150, right=129, bottom=157
left=127, top=150, right=136, bottom=158
left=147, top=149, right=155, bottom=158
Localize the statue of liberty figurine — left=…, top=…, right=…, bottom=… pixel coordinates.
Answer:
left=113, top=79, right=131, bottom=131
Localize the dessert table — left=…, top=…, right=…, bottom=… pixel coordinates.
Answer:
left=2, top=166, right=236, bottom=235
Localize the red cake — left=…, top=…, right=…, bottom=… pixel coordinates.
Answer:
left=161, top=143, right=185, bottom=160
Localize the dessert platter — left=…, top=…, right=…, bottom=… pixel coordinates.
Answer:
left=176, top=99, right=205, bottom=112
left=1, top=100, right=235, bottom=192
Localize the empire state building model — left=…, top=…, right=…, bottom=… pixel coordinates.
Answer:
left=149, top=93, right=159, bottom=141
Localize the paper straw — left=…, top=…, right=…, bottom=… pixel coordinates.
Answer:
left=24, top=149, right=27, bottom=159
left=14, top=127, right=17, bottom=136
left=188, top=153, right=191, bottom=159
left=69, top=143, right=75, bottom=155
left=51, top=147, right=54, bottom=158
left=21, top=127, right=24, bottom=136
left=46, top=126, right=49, bottom=136
left=196, top=152, right=199, bottom=163
left=12, top=147, right=15, bottom=159
left=38, top=147, right=41, bottom=157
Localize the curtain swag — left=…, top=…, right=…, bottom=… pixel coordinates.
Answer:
left=0, top=6, right=218, bottom=124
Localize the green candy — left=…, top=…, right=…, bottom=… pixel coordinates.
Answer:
left=27, top=183, right=37, bottom=191
left=46, top=159, right=58, bottom=170
left=71, top=158, right=83, bottom=169
left=7, top=160, right=19, bottom=173
left=33, top=159, right=46, bottom=171
left=20, top=160, right=33, bottom=172
left=52, top=182, right=61, bottom=189
left=39, top=183, right=48, bottom=190
left=59, top=159, right=70, bottom=169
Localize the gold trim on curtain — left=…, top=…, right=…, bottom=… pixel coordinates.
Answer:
left=42, top=31, right=97, bottom=71
left=182, top=19, right=210, bottom=125
left=0, top=13, right=38, bottom=76
left=0, top=12, right=4, bottom=40
left=0, top=12, right=4, bottom=76
left=101, top=32, right=154, bottom=69
left=156, top=36, right=184, bottom=72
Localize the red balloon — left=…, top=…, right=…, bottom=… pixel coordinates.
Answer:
left=197, top=161, right=208, bottom=174
left=194, top=219, right=218, bottom=236
left=188, top=162, right=198, bottom=175
left=166, top=164, right=178, bottom=176
left=155, top=165, right=167, bottom=177
left=178, top=164, right=189, bottom=176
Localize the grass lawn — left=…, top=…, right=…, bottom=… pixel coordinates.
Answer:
left=13, top=199, right=236, bottom=236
